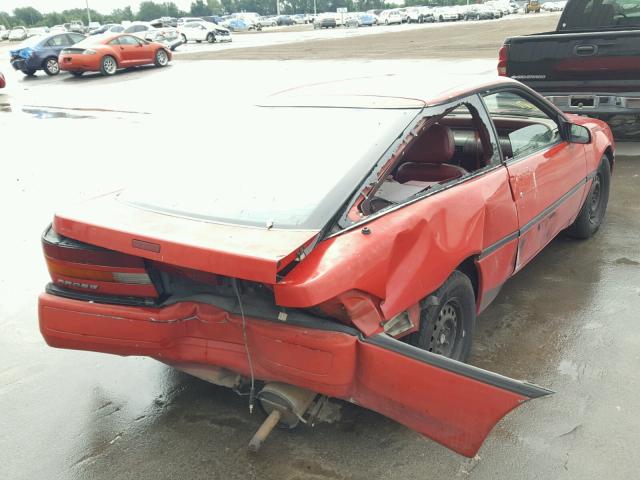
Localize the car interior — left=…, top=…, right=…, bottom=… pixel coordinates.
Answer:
left=364, top=100, right=559, bottom=214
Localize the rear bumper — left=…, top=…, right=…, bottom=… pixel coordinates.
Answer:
left=11, top=57, right=38, bottom=72
left=39, top=291, right=359, bottom=397
left=59, top=55, right=100, bottom=72
left=544, top=92, right=640, bottom=115
left=38, top=289, right=550, bottom=457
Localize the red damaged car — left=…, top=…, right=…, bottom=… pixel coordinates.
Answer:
left=38, top=76, right=614, bottom=457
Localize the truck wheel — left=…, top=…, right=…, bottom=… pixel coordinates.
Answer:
left=408, top=271, right=476, bottom=362
left=567, top=157, right=611, bottom=239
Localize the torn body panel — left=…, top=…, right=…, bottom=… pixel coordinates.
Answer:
left=39, top=292, right=550, bottom=457
left=275, top=166, right=519, bottom=320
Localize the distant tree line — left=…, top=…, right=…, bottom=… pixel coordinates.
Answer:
left=0, top=0, right=478, bottom=27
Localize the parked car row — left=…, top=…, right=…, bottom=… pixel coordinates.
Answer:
left=8, top=32, right=173, bottom=78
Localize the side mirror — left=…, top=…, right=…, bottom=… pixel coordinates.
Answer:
left=568, top=123, right=591, bottom=144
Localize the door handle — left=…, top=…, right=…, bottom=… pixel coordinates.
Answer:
left=574, top=44, right=597, bottom=56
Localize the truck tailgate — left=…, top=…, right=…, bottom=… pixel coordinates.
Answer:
left=505, top=29, right=640, bottom=91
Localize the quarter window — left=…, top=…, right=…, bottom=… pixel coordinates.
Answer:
left=483, top=91, right=560, bottom=161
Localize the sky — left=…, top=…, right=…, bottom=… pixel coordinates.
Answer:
left=1, top=1, right=195, bottom=14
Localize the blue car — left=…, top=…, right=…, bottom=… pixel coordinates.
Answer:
left=10, top=32, right=85, bottom=76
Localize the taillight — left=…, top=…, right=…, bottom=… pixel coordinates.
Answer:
left=497, top=45, right=508, bottom=76
left=42, top=226, right=159, bottom=299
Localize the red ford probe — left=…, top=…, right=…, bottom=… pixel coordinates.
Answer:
left=38, top=75, right=614, bottom=457
left=58, top=33, right=171, bottom=76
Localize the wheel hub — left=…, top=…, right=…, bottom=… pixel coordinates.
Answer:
left=589, top=175, right=602, bottom=221
left=430, top=302, right=459, bottom=357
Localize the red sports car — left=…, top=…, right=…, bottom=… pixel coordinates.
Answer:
left=38, top=76, right=614, bottom=457
left=58, top=33, right=171, bottom=76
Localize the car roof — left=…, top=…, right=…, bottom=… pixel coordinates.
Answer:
left=263, top=75, right=522, bottom=109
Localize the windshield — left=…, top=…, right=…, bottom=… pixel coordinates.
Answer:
left=119, top=106, right=419, bottom=229
left=560, top=0, right=640, bottom=29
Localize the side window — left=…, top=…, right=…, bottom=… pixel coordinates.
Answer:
left=364, top=97, right=501, bottom=214
left=119, top=35, right=141, bottom=45
left=46, top=35, right=66, bottom=47
left=108, top=37, right=121, bottom=45
left=482, top=91, right=560, bottom=161
left=67, top=34, right=85, bottom=44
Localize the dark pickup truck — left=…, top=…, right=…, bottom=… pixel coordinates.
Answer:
left=499, top=0, right=640, bottom=137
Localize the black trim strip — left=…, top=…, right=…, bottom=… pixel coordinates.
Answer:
left=46, top=283, right=157, bottom=307
left=366, top=334, right=553, bottom=399
left=479, top=171, right=595, bottom=260
left=519, top=177, right=587, bottom=236
left=478, top=231, right=519, bottom=260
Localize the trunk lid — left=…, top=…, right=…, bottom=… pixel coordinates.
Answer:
left=53, top=193, right=319, bottom=284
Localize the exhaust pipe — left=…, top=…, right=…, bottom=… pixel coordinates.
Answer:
left=248, top=382, right=317, bottom=452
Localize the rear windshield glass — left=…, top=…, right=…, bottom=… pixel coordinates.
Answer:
left=119, top=106, right=419, bottom=229
left=560, top=0, right=640, bottom=29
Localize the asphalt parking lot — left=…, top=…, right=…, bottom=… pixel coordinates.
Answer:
left=1, top=12, right=640, bottom=480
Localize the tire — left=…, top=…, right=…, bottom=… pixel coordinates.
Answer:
left=100, top=55, right=117, bottom=76
left=567, top=157, right=611, bottom=239
left=476, top=14, right=481, bottom=20
left=408, top=271, right=476, bottom=362
left=181, top=34, right=187, bottom=44
left=154, top=49, right=169, bottom=67
left=43, top=57, right=60, bottom=76
left=70, top=71, right=84, bottom=77
left=206, top=33, right=215, bottom=43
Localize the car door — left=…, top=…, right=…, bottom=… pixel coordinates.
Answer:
left=482, top=89, right=588, bottom=271
left=42, top=34, right=68, bottom=59
left=183, top=23, right=196, bottom=40
left=117, top=35, right=149, bottom=64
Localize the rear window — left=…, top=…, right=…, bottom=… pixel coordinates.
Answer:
left=118, top=106, right=419, bottom=229
left=560, top=0, right=640, bottom=29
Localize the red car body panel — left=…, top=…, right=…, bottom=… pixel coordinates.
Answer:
left=0, top=71, right=5, bottom=89
left=40, top=292, right=534, bottom=457
left=38, top=77, right=615, bottom=457
left=53, top=197, right=318, bottom=284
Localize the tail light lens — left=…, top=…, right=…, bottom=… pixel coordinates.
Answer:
left=497, top=45, right=508, bottom=76
left=42, top=226, right=159, bottom=299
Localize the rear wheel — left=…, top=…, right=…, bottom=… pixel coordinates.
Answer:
left=567, top=157, right=611, bottom=239
left=154, top=49, right=169, bottom=67
left=408, top=271, right=476, bottom=362
left=100, top=55, right=117, bottom=76
left=43, top=57, right=60, bottom=76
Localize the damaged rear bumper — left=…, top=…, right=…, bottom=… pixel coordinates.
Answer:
left=39, top=288, right=552, bottom=457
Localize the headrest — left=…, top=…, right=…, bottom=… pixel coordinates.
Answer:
left=404, top=124, right=455, bottom=165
